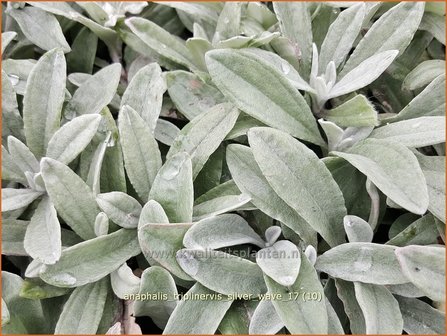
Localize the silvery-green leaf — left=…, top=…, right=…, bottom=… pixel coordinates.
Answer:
left=7, top=136, right=39, bottom=174
left=319, top=119, right=345, bottom=152
left=192, top=194, right=252, bottom=221
left=194, top=179, right=241, bottom=205
left=325, top=95, right=378, bottom=127
left=387, top=282, right=426, bottom=298
left=319, top=3, right=365, bottom=71
left=183, top=214, right=265, bottom=250
left=155, top=119, right=180, bottom=146
left=110, top=263, right=140, bottom=299
left=256, top=240, right=300, bottom=287
left=325, top=298, right=345, bottom=334
left=19, top=278, right=71, bottom=300
left=165, top=70, right=225, bottom=120
left=64, top=63, right=121, bottom=117
left=119, top=105, right=162, bottom=202
left=2, top=59, right=36, bottom=96
left=403, top=60, right=445, bottom=90
left=40, top=228, right=140, bottom=288
left=304, top=245, right=317, bottom=266
left=396, top=296, right=446, bottom=334
left=213, top=2, right=241, bottom=44
left=416, top=153, right=445, bottom=223
left=121, top=63, right=166, bottom=132
left=265, top=226, right=282, bottom=246
left=139, top=200, right=169, bottom=227
left=2, top=146, right=26, bottom=184
left=149, top=152, right=193, bottom=223
left=316, top=242, right=408, bottom=285
left=8, top=7, right=70, bottom=52
left=86, top=133, right=110, bottom=196
left=139, top=223, right=193, bottom=281
left=23, top=196, right=61, bottom=265
left=185, top=37, right=213, bottom=71
left=2, top=219, right=28, bottom=256
left=218, top=300, right=258, bottom=334
left=97, top=192, right=142, bottom=229
left=370, top=116, right=446, bottom=147
left=2, top=271, right=46, bottom=334
left=420, top=12, right=445, bottom=45
left=23, top=48, right=66, bottom=158
left=46, top=114, right=102, bottom=164
left=41, top=158, right=98, bottom=240
left=2, top=69, right=24, bottom=142
left=392, top=74, right=445, bottom=122
left=332, top=138, right=429, bottom=215
left=155, top=2, right=219, bottom=26
left=249, top=300, right=283, bottom=335
left=226, top=144, right=317, bottom=247
left=125, top=17, right=195, bottom=69
left=264, top=252, right=328, bottom=334
left=168, top=103, right=238, bottom=179
left=273, top=2, right=313, bottom=77
left=248, top=127, right=346, bottom=247
left=344, top=215, right=373, bottom=243
left=94, top=212, right=109, bottom=237
left=341, top=2, right=425, bottom=74
left=66, top=27, right=98, bottom=74
left=386, top=214, right=439, bottom=247
left=354, top=282, right=403, bottom=334
left=177, top=249, right=266, bottom=295
left=206, top=49, right=324, bottom=146
left=2, top=31, right=16, bottom=53
left=335, top=279, right=366, bottom=334
left=395, top=245, right=445, bottom=302
left=1, top=298, right=10, bottom=326
left=54, top=277, right=108, bottom=334
left=105, top=322, right=121, bottom=335
left=164, top=283, right=232, bottom=335
left=215, top=32, right=280, bottom=49
left=1, top=188, right=43, bottom=212
left=24, top=259, right=44, bottom=278
left=134, top=266, right=178, bottom=328
left=329, top=50, right=398, bottom=99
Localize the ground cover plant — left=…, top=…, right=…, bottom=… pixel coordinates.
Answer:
left=1, top=1, right=446, bottom=334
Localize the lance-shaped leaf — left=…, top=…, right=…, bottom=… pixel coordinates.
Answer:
left=264, top=252, right=328, bottom=334
left=138, top=223, right=193, bottom=281
left=40, top=228, right=140, bottom=287
left=341, top=2, right=425, bottom=74
left=249, top=300, right=283, bottom=335
left=1, top=188, right=43, bottom=212
left=64, top=63, right=121, bottom=117
left=164, top=283, right=233, bottom=334
left=344, top=215, right=373, bottom=243
left=332, top=138, right=429, bottom=215
left=386, top=214, right=439, bottom=247
left=325, top=95, right=378, bottom=128
left=97, top=192, right=142, bottom=229
left=273, top=2, right=312, bottom=77
left=176, top=249, right=266, bottom=295
left=149, top=152, right=193, bottom=223
left=165, top=71, right=225, bottom=120
left=54, top=277, right=108, bottom=334
left=256, top=240, right=300, bottom=287
left=218, top=300, right=258, bottom=334
left=396, top=296, right=446, bottom=334
left=110, top=263, right=140, bottom=299
left=403, top=60, right=445, bottom=90
left=41, top=158, right=98, bottom=240
left=125, top=17, right=195, bottom=69
left=370, top=116, right=446, bottom=148
left=139, top=200, right=169, bottom=227
left=23, top=48, right=66, bottom=158
left=248, top=127, right=346, bottom=247
left=319, top=3, right=365, bottom=71
left=354, top=282, right=403, bottom=334
left=2, top=69, right=24, bottom=143
left=155, top=119, right=180, bottom=146
left=121, top=63, right=166, bottom=132
left=226, top=144, right=317, bottom=246
left=46, top=114, right=102, bottom=164
left=1, top=298, right=10, bottom=326
left=325, top=298, right=345, bottom=334
left=24, top=196, right=61, bottom=265
left=395, top=245, right=445, bottom=302
left=315, top=242, right=408, bottom=285
left=19, top=278, right=70, bottom=300
left=8, top=6, right=70, bottom=52
left=167, top=103, right=239, bottom=179
left=183, top=214, right=265, bottom=250
left=2, top=31, right=16, bottom=53
left=2, top=219, right=28, bottom=256
left=420, top=12, right=445, bottom=45
left=329, top=50, right=398, bottom=99
left=206, top=50, right=324, bottom=146
left=213, top=2, right=241, bottom=43
left=335, top=279, right=366, bottom=334
left=119, top=105, right=162, bottom=202
left=66, top=27, right=98, bottom=74
left=192, top=193, right=252, bottom=221
left=416, top=153, right=446, bottom=222
left=7, top=136, right=39, bottom=174
left=134, top=266, right=178, bottom=328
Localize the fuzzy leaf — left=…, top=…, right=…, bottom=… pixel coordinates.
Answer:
left=403, top=60, right=445, bottom=90
left=97, top=192, right=142, bottom=229
left=248, top=300, right=283, bottom=335
left=7, top=136, right=40, bottom=174
left=2, top=219, right=28, bottom=256
left=110, top=263, right=140, bottom=299
left=344, top=215, right=374, bottom=243
left=1, top=188, right=43, bottom=212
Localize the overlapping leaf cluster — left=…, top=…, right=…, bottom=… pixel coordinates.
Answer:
left=1, top=1, right=446, bottom=335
